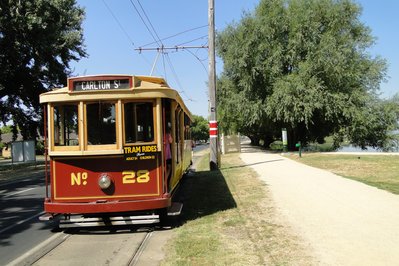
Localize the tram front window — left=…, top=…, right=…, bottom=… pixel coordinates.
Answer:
left=53, top=104, right=79, bottom=146
left=124, top=102, right=154, bottom=143
left=87, top=102, right=116, bottom=145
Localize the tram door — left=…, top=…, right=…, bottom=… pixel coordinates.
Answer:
left=163, top=99, right=184, bottom=192
left=163, top=99, right=173, bottom=191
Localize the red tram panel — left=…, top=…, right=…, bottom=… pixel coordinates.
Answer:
left=45, top=154, right=170, bottom=214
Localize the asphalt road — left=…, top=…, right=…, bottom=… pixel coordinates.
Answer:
left=0, top=173, right=57, bottom=265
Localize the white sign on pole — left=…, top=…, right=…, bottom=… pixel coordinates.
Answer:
left=11, top=140, right=36, bottom=163
left=11, top=142, right=24, bottom=162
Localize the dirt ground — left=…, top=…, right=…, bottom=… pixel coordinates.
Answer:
left=240, top=148, right=399, bottom=266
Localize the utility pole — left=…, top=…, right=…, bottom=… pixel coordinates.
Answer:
left=208, top=0, right=218, bottom=170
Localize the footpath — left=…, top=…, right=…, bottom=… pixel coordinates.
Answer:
left=239, top=146, right=399, bottom=266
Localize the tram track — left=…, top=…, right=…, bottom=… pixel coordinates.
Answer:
left=8, top=230, right=73, bottom=266
left=127, top=230, right=153, bottom=266
left=9, top=226, right=157, bottom=265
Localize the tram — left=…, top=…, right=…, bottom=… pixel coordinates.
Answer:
left=39, top=75, right=192, bottom=227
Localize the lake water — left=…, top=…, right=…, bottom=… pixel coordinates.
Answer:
left=338, top=145, right=399, bottom=153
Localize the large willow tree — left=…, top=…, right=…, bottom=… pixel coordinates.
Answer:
left=0, top=0, right=86, bottom=140
left=217, top=0, right=398, bottom=149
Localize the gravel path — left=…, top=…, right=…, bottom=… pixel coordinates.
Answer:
left=240, top=149, right=399, bottom=266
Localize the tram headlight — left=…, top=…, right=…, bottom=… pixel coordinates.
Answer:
left=98, top=174, right=112, bottom=189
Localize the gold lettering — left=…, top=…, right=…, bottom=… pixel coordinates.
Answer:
left=137, top=170, right=150, bottom=183
left=71, top=172, right=88, bottom=186
left=122, top=171, right=136, bottom=184
left=82, top=172, right=88, bottom=185
left=122, top=170, right=150, bottom=184
left=71, top=172, right=81, bottom=185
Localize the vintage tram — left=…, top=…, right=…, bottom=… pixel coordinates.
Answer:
left=39, top=75, right=192, bottom=227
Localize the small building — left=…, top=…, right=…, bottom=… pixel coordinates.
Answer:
left=1, top=133, right=23, bottom=158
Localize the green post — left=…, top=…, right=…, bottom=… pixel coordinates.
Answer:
left=295, top=141, right=302, bottom=157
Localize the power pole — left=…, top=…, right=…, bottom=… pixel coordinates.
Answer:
left=208, top=0, right=218, bottom=170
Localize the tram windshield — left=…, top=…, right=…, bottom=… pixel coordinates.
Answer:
left=124, top=102, right=154, bottom=143
left=87, top=102, right=116, bottom=145
left=54, top=104, right=79, bottom=146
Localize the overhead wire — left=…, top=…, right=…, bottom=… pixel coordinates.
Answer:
left=185, top=49, right=208, bottom=75
left=176, top=35, right=208, bottom=47
left=165, top=54, right=195, bottom=102
left=99, top=0, right=206, bottom=96
left=101, top=0, right=156, bottom=71
left=136, top=0, right=163, bottom=45
left=101, top=0, right=135, bottom=47
left=128, top=0, right=162, bottom=46
left=140, top=25, right=208, bottom=48
left=127, top=0, right=202, bottom=101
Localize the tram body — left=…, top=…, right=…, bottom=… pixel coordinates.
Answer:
left=39, top=75, right=192, bottom=224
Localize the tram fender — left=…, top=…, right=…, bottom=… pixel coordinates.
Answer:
left=44, top=197, right=172, bottom=214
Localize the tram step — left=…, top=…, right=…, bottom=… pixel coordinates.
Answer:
left=59, top=214, right=159, bottom=228
left=167, top=202, right=183, bottom=216
left=39, top=213, right=57, bottom=221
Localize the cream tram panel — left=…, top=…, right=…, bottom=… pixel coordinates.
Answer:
left=40, top=75, right=192, bottom=157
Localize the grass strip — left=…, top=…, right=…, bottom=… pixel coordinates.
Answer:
left=162, top=152, right=313, bottom=265
left=288, top=153, right=399, bottom=195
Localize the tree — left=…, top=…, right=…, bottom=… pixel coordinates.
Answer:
left=191, top=115, right=209, bottom=142
left=216, top=0, right=396, bottom=150
left=0, top=0, right=86, bottom=141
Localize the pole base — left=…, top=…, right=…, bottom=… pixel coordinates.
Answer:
left=210, top=161, right=218, bottom=171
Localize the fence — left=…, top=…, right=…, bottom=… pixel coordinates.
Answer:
left=221, top=134, right=241, bottom=154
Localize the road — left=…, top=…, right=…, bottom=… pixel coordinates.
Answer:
left=0, top=172, right=57, bottom=265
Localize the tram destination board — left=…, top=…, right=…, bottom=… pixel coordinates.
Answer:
left=68, top=76, right=132, bottom=92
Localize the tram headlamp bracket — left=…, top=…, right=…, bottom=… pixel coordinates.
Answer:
left=98, top=173, right=112, bottom=189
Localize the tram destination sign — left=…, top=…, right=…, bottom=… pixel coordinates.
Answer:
left=70, top=77, right=131, bottom=92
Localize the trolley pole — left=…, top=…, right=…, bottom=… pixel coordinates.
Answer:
left=208, top=0, right=218, bottom=170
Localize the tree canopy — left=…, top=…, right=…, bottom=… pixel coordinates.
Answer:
left=191, top=115, right=209, bottom=142
left=0, top=0, right=86, bottom=140
left=216, top=0, right=398, bottom=150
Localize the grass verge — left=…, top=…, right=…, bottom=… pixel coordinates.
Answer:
left=162, top=152, right=314, bottom=265
left=288, top=153, right=399, bottom=195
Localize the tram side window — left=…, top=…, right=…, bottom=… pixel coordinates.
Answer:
left=184, top=113, right=191, bottom=140
left=53, top=104, right=79, bottom=146
left=124, top=102, right=154, bottom=143
left=87, top=102, right=116, bottom=145
left=175, top=108, right=181, bottom=163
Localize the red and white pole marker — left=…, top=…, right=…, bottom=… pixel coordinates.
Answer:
left=209, top=120, right=218, bottom=138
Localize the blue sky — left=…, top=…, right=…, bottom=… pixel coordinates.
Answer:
left=71, top=0, right=398, bottom=118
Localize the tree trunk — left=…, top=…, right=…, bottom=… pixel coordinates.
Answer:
left=249, top=135, right=260, bottom=146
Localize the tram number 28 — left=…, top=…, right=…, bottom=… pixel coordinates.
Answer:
left=70, top=170, right=150, bottom=186
left=122, top=170, right=150, bottom=184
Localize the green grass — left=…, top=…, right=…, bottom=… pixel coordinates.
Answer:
left=162, top=153, right=313, bottom=265
left=289, top=153, right=399, bottom=195
left=269, top=136, right=337, bottom=152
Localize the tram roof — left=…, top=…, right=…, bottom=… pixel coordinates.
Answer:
left=40, top=75, right=191, bottom=117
